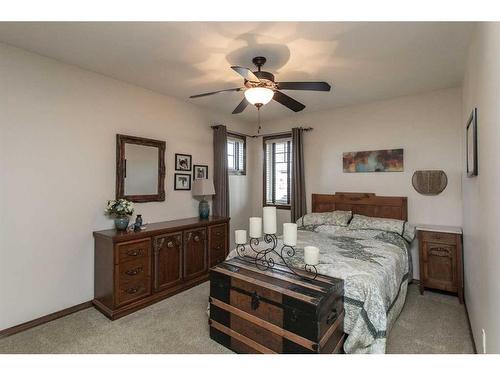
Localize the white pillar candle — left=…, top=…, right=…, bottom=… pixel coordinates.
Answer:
left=263, top=206, right=277, bottom=234
left=304, top=246, right=320, bottom=266
left=283, top=223, right=297, bottom=246
left=249, top=217, right=262, bottom=238
left=235, top=230, right=247, bottom=245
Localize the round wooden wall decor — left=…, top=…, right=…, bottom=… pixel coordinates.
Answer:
left=412, top=170, right=448, bottom=195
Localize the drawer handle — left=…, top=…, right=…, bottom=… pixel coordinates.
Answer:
left=215, top=244, right=222, bottom=250
left=290, top=308, right=298, bottom=322
left=326, top=308, right=338, bottom=325
left=251, top=292, right=260, bottom=310
left=194, top=235, right=200, bottom=242
left=216, top=231, right=222, bottom=236
left=126, top=249, right=143, bottom=257
left=217, top=280, right=226, bottom=289
left=125, top=267, right=143, bottom=276
left=167, top=241, right=174, bottom=248
left=429, top=248, right=450, bottom=257
left=125, top=287, right=140, bottom=294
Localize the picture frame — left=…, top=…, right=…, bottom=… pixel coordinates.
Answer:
left=343, top=148, right=404, bottom=173
left=466, top=108, right=478, bottom=177
left=174, top=173, right=191, bottom=190
left=193, top=164, right=208, bottom=180
left=175, top=153, right=192, bottom=171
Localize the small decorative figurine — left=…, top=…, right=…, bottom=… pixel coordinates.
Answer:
left=133, top=214, right=143, bottom=231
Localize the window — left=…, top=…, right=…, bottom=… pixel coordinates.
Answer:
left=263, top=134, right=292, bottom=208
left=227, top=132, right=246, bottom=175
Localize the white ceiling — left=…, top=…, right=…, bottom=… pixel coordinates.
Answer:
left=0, top=22, right=475, bottom=123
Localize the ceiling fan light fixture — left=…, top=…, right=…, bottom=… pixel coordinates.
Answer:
left=244, top=87, right=274, bottom=106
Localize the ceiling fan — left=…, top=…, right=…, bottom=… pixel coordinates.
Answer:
left=189, top=56, right=331, bottom=114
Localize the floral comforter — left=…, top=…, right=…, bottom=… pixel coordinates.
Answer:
left=227, top=225, right=411, bottom=354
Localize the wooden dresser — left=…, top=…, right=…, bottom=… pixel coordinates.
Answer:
left=93, top=216, right=230, bottom=319
left=417, top=224, right=463, bottom=303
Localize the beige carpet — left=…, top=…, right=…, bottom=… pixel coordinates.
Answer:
left=0, top=283, right=474, bottom=354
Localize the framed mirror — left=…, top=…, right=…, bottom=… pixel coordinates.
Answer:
left=116, top=134, right=166, bottom=202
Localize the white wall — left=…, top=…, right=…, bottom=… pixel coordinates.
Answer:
left=461, top=23, right=500, bottom=354
left=251, top=88, right=464, bottom=279
left=0, top=43, right=253, bottom=330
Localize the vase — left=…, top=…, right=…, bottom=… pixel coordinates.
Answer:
left=114, top=216, right=130, bottom=231
left=199, top=198, right=210, bottom=220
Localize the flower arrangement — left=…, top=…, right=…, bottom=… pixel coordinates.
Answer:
left=105, top=199, right=134, bottom=217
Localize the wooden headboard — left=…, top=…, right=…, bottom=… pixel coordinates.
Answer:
left=311, top=192, right=408, bottom=220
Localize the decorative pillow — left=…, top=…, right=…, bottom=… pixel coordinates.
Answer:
left=402, top=222, right=416, bottom=242
left=296, top=210, right=352, bottom=228
left=348, top=214, right=405, bottom=236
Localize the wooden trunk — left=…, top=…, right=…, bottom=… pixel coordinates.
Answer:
left=209, top=257, right=345, bottom=354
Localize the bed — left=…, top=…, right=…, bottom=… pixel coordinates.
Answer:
left=227, top=192, right=413, bottom=354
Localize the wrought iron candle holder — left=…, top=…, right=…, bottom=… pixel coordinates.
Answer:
left=235, top=233, right=318, bottom=281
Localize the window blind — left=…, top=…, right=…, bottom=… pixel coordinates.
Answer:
left=264, top=137, right=291, bottom=206
left=227, top=133, right=246, bottom=175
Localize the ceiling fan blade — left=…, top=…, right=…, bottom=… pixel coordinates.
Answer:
left=273, top=91, right=305, bottom=112
left=231, top=66, right=260, bottom=83
left=189, top=87, right=243, bottom=99
left=277, top=82, right=331, bottom=91
left=232, top=98, right=249, bottom=114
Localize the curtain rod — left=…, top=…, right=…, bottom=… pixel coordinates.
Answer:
left=210, top=125, right=313, bottom=138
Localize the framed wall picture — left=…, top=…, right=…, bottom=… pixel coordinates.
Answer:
left=193, top=165, right=208, bottom=180
left=175, top=153, right=192, bottom=171
left=466, top=108, right=478, bottom=177
left=174, top=173, right=191, bottom=190
left=343, top=148, right=404, bottom=172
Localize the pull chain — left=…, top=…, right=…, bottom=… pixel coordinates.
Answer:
left=257, top=107, right=261, bottom=134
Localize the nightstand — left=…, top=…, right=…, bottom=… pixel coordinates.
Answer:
left=416, top=224, right=463, bottom=304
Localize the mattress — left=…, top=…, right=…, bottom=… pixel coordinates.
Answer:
left=227, top=225, right=411, bottom=354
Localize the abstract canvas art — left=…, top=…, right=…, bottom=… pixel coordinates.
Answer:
left=343, top=148, right=404, bottom=172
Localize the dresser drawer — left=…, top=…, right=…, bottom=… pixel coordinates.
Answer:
left=116, top=239, right=151, bottom=264
left=209, top=224, right=227, bottom=241
left=117, top=257, right=151, bottom=285
left=116, top=278, right=151, bottom=306
left=210, top=238, right=226, bottom=261
left=210, top=250, right=226, bottom=267
left=420, top=231, right=456, bottom=245
left=209, top=224, right=227, bottom=267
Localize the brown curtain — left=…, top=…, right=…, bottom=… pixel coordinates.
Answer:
left=291, top=127, right=307, bottom=222
left=213, top=125, right=229, bottom=217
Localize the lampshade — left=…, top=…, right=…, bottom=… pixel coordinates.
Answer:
left=244, top=87, right=274, bottom=106
left=192, top=179, right=215, bottom=197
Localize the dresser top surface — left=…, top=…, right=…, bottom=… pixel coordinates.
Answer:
left=415, top=224, right=462, bottom=234
left=94, top=216, right=229, bottom=241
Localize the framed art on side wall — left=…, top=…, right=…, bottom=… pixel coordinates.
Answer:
left=466, top=108, right=478, bottom=177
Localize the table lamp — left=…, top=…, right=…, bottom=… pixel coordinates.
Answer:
left=192, top=179, right=215, bottom=219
